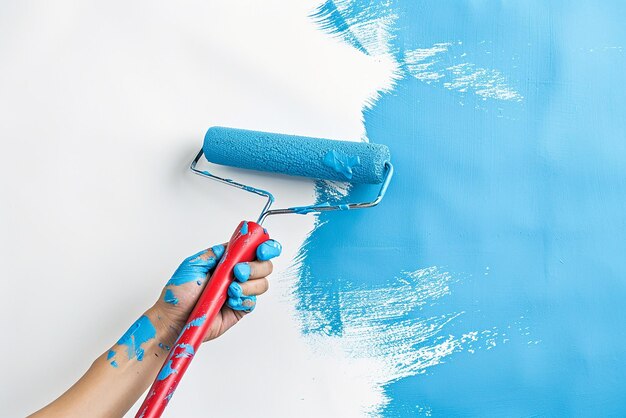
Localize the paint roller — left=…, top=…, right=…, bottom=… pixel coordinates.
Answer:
left=137, top=127, right=394, bottom=418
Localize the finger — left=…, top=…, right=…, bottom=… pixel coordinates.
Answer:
left=227, top=295, right=257, bottom=312
left=229, top=277, right=269, bottom=297
left=256, top=239, right=282, bottom=261
left=233, top=260, right=273, bottom=283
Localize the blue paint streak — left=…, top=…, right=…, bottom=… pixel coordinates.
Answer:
left=257, top=240, right=282, bottom=261
left=302, top=1, right=626, bottom=416
left=164, top=289, right=179, bottom=305
left=183, top=315, right=206, bottom=331
left=323, top=150, right=360, bottom=180
left=157, top=360, right=177, bottom=381
left=289, top=202, right=331, bottom=215
left=174, top=343, right=195, bottom=359
left=115, top=315, right=156, bottom=361
left=166, top=249, right=217, bottom=286
left=240, top=221, right=249, bottom=235
left=107, top=350, right=115, bottom=360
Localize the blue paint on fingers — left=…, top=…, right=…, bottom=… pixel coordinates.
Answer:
left=233, top=263, right=251, bottom=282
left=227, top=295, right=256, bottom=312
left=257, top=240, right=282, bottom=261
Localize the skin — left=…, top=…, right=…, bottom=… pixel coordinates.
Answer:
left=29, top=240, right=279, bottom=418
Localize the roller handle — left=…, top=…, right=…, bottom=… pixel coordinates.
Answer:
left=136, top=221, right=269, bottom=418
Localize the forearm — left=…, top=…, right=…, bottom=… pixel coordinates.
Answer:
left=30, top=306, right=177, bottom=418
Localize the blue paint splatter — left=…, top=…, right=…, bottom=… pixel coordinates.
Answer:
left=256, top=240, right=282, bottom=261
left=233, top=263, right=251, bottom=282
left=115, top=315, right=156, bottom=361
left=107, top=350, right=115, bottom=360
left=240, top=221, right=249, bottom=235
left=164, top=289, right=179, bottom=305
left=158, top=343, right=171, bottom=351
left=323, top=150, right=360, bottom=180
left=157, top=360, right=177, bottom=381
left=110, top=361, right=118, bottom=368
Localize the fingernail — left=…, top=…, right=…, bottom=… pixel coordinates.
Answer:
left=257, top=240, right=282, bottom=261
left=233, top=262, right=251, bottom=282
left=211, top=244, right=225, bottom=259
left=228, top=282, right=243, bottom=298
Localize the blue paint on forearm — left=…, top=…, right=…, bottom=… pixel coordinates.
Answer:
left=257, top=240, right=282, bottom=261
left=163, top=289, right=179, bottom=305
left=157, top=360, right=177, bottom=381
left=113, top=315, right=156, bottom=362
left=323, top=150, right=361, bottom=180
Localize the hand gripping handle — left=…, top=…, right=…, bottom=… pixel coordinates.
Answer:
left=136, top=221, right=269, bottom=418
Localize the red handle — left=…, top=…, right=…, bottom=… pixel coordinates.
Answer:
left=136, top=221, right=269, bottom=418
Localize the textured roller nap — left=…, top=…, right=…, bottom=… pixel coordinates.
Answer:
left=203, top=127, right=391, bottom=184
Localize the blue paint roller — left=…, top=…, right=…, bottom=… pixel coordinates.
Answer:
left=138, top=126, right=393, bottom=418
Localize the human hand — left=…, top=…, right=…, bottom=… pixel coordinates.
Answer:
left=152, top=239, right=282, bottom=344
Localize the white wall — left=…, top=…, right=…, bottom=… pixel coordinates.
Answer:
left=0, top=1, right=393, bottom=416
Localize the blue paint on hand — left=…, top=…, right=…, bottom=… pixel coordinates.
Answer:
left=257, top=240, right=282, bottom=261
left=115, top=315, right=156, bottom=361
left=107, top=350, right=115, bottom=360
left=233, top=262, right=251, bottom=282
left=211, top=244, right=225, bottom=259
left=110, top=361, right=118, bottom=368
left=163, top=289, right=179, bottom=305
left=323, top=149, right=361, bottom=180
left=240, top=222, right=249, bottom=235
left=227, top=294, right=256, bottom=312
left=166, top=248, right=221, bottom=286
left=157, top=360, right=178, bottom=381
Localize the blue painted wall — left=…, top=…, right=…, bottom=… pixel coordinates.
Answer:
left=296, top=1, right=626, bottom=416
